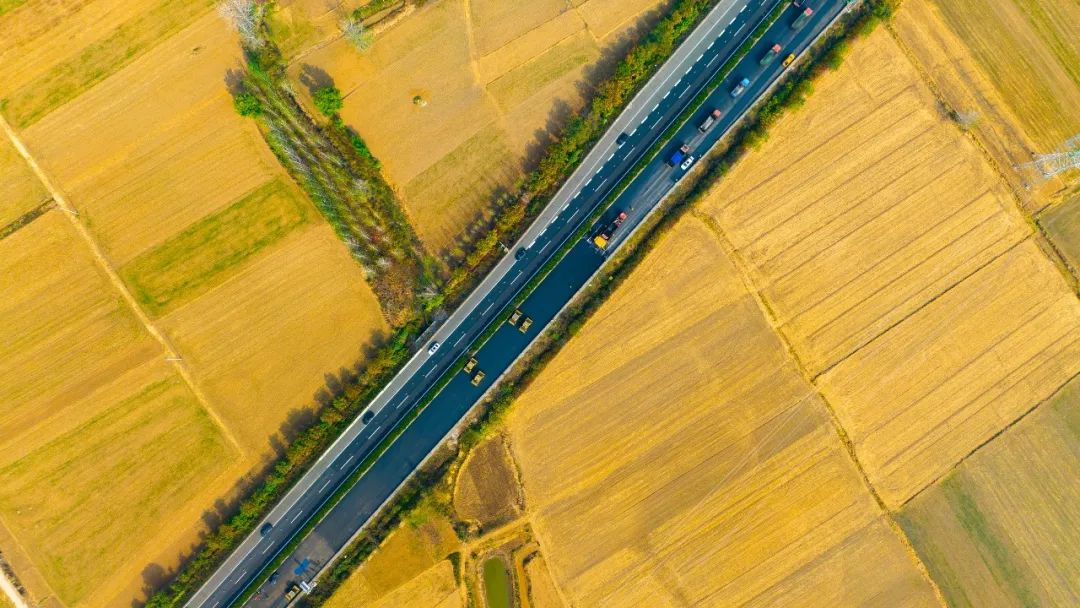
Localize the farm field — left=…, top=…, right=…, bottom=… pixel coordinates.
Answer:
left=891, top=0, right=1080, bottom=214
left=0, top=0, right=215, bottom=129
left=0, top=212, right=240, bottom=608
left=0, top=4, right=390, bottom=607
left=1042, top=198, right=1080, bottom=273
left=897, top=376, right=1080, bottom=607
left=323, top=514, right=461, bottom=608
left=295, top=0, right=668, bottom=253
left=506, top=217, right=938, bottom=606
left=452, top=435, right=524, bottom=529
left=701, top=30, right=1080, bottom=509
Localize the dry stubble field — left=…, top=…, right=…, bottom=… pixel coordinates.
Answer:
left=0, top=2, right=390, bottom=606
left=702, top=29, right=1080, bottom=509
left=507, top=218, right=937, bottom=607
left=296, top=0, right=667, bottom=253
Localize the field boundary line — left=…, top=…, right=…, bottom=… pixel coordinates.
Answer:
left=0, top=115, right=246, bottom=458
left=898, top=368, right=1080, bottom=510
left=692, top=208, right=949, bottom=607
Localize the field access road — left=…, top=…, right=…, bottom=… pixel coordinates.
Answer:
left=185, top=2, right=846, bottom=606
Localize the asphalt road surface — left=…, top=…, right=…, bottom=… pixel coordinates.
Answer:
left=185, top=2, right=847, bottom=606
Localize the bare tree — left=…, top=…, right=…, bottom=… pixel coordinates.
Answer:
left=340, top=18, right=374, bottom=53
left=219, top=0, right=263, bottom=48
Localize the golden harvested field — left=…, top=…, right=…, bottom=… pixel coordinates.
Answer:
left=22, top=11, right=284, bottom=265
left=523, top=553, right=563, bottom=608
left=324, top=516, right=460, bottom=608
left=0, top=212, right=238, bottom=607
left=702, top=31, right=1080, bottom=509
left=0, top=133, right=46, bottom=227
left=0, top=0, right=215, bottom=129
left=15, top=7, right=389, bottom=456
left=158, top=224, right=387, bottom=450
left=702, top=31, right=1029, bottom=375
left=507, top=217, right=938, bottom=606
left=296, top=0, right=666, bottom=252
left=892, top=0, right=1080, bottom=213
left=453, top=435, right=524, bottom=528
left=898, top=376, right=1080, bottom=607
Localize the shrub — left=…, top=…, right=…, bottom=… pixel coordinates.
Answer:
left=313, top=86, right=344, bottom=117
left=233, top=91, right=262, bottom=117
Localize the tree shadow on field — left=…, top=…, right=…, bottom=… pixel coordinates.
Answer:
left=224, top=67, right=246, bottom=96
left=298, top=64, right=335, bottom=95
left=135, top=337, right=390, bottom=604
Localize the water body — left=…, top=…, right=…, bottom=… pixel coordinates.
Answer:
left=482, top=556, right=513, bottom=608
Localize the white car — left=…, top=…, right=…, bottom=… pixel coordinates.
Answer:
left=680, top=155, right=695, bottom=171
left=428, top=341, right=440, bottom=355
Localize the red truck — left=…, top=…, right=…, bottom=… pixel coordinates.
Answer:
left=698, top=108, right=722, bottom=132
left=593, top=212, right=627, bottom=249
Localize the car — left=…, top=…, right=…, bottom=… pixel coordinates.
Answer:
left=259, top=522, right=273, bottom=537
left=782, top=53, right=796, bottom=68
left=680, top=155, right=695, bottom=171
left=268, top=572, right=279, bottom=584
left=519, top=317, right=533, bottom=333
left=463, top=356, right=478, bottom=373
left=361, top=410, right=374, bottom=424
left=515, top=247, right=527, bottom=260
left=285, top=583, right=301, bottom=601
left=427, top=341, right=440, bottom=355
left=508, top=309, right=523, bottom=326
left=616, top=132, right=629, bottom=146
left=471, top=370, right=486, bottom=386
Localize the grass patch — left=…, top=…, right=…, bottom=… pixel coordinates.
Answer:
left=120, top=178, right=312, bottom=317
left=940, top=476, right=1040, bottom=607
left=2, top=0, right=215, bottom=128
left=0, top=0, right=28, bottom=18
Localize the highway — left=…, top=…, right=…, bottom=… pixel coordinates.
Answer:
left=185, top=1, right=847, bottom=606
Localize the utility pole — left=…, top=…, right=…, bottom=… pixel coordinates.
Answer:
left=1018, top=134, right=1080, bottom=179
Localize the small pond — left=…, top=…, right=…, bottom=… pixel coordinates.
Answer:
left=482, top=556, right=513, bottom=608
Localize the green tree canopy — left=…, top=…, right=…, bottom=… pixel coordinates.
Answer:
left=313, top=86, right=344, bottom=117
left=233, top=91, right=262, bottom=117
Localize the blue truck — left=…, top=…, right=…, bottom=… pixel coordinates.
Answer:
left=731, top=77, right=751, bottom=97
left=667, top=143, right=690, bottom=166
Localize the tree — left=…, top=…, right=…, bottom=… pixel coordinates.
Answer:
left=218, top=0, right=263, bottom=48
left=341, top=18, right=374, bottom=53
left=313, top=86, right=344, bottom=117
left=233, top=91, right=262, bottom=116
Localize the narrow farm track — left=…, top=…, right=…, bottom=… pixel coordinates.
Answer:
left=0, top=114, right=246, bottom=458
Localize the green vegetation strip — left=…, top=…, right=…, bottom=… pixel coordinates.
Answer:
left=294, top=3, right=900, bottom=606
left=120, top=179, right=311, bottom=317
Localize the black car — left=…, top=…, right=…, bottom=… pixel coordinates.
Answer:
left=362, top=410, right=374, bottom=424
left=260, top=522, right=273, bottom=537
left=268, top=572, right=279, bottom=584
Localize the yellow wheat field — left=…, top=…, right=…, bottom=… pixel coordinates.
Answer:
left=0, top=0, right=215, bottom=129
left=0, top=213, right=239, bottom=607
left=0, top=133, right=46, bottom=227
left=898, top=377, right=1080, bottom=606
left=507, top=217, right=938, bottom=607
left=296, top=0, right=665, bottom=253
left=324, top=516, right=460, bottom=608
left=701, top=31, right=1080, bottom=509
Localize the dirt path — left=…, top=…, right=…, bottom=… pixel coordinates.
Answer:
left=0, top=114, right=246, bottom=458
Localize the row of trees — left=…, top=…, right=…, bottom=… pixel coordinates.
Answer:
left=225, top=1, right=434, bottom=326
